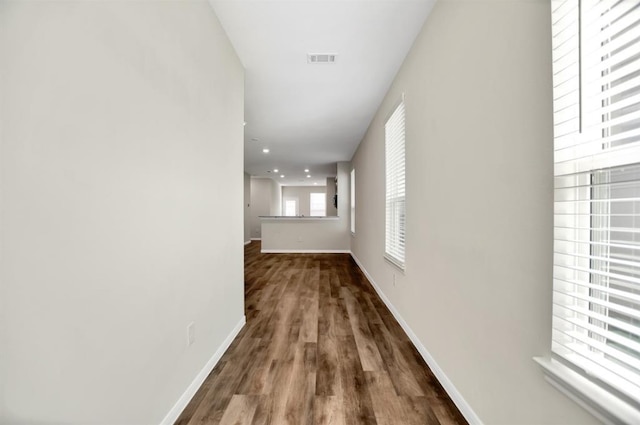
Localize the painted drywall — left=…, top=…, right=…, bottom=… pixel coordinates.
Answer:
left=249, top=178, right=272, bottom=239
left=0, top=1, right=244, bottom=423
left=350, top=1, right=599, bottom=424
left=262, top=162, right=350, bottom=252
left=244, top=172, right=251, bottom=243
left=261, top=218, right=347, bottom=252
left=282, top=186, right=327, bottom=217
left=249, top=177, right=281, bottom=237
left=269, top=178, right=282, bottom=216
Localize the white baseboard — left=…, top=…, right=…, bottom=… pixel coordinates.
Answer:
left=250, top=238, right=262, bottom=241
left=159, top=316, right=246, bottom=425
left=349, top=252, right=483, bottom=425
left=261, top=249, right=351, bottom=254
left=244, top=240, right=251, bottom=245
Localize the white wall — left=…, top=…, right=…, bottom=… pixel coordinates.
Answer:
left=269, top=178, right=282, bottom=216
left=249, top=177, right=281, bottom=238
left=0, top=1, right=245, bottom=423
left=282, top=186, right=327, bottom=217
left=249, top=178, right=271, bottom=239
left=261, top=218, right=346, bottom=252
left=350, top=1, right=599, bottom=424
left=244, top=172, right=251, bottom=243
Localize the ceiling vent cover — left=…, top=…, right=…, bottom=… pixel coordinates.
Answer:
left=307, top=53, right=337, bottom=64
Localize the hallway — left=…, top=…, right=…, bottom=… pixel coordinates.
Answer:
left=175, top=242, right=466, bottom=424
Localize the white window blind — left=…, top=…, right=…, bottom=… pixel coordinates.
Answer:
left=351, top=169, right=356, bottom=234
left=284, top=199, right=297, bottom=217
left=385, top=100, right=406, bottom=269
left=539, top=1, right=640, bottom=422
left=310, top=193, right=326, bottom=216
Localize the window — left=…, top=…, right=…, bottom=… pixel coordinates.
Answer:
left=310, top=192, right=326, bottom=216
left=385, top=99, right=406, bottom=269
left=351, top=168, right=356, bottom=234
left=284, top=199, right=297, bottom=216
left=536, top=1, right=640, bottom=422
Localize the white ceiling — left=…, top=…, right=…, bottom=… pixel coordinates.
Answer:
left=209, top=0, right=436, bottom=186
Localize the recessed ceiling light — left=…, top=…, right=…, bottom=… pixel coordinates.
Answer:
left=280, top=175, right=285, bottom=178
left=273, top=169, right=279, bottom=172
left=304, top=169, right=309, bottom=172
left=307, top=174, right=311, bottom=178
left=262, top=148, right=270, bottom=153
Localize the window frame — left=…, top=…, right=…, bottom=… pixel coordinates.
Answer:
left=283, top=198, right=297, bottom=217
left=384, top=97, right=406, bottom=270
left=309, top=192, right=326, bottom=217
left=536, top=1, right=640, bottom=423
left=350, top=168, right=356, bottom=234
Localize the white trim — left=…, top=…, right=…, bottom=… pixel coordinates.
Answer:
left=350, top=252, right=483, bottom=425
left=261, top=249, right=350, bottom=254
left=534, top=357, right=640, bottom=425
left=244, top=240, right=251, bottom=246
left=250, top=238, right=262, bottom=241
left=383, top=254, right=405, bottom=274
left=159, top=316, right=246, bottom=425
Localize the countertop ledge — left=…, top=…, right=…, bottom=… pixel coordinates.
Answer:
left=259, top=216, right=340, bottom=220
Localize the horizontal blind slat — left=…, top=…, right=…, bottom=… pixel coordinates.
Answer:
left=551, top=1, right=640, bottom=409
left=385, top=101, right=406, bottom=268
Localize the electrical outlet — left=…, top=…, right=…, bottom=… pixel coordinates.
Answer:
left=187, top=322, right=195, bottom=347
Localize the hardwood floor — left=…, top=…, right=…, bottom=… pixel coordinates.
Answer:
left=175, top=242, right=467, bottom=425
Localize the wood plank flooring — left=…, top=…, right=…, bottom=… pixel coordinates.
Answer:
left=175, top=242, right=467, bottom=425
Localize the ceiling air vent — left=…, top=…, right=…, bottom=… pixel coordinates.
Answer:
left=307, top=53, right=337, bottom=64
